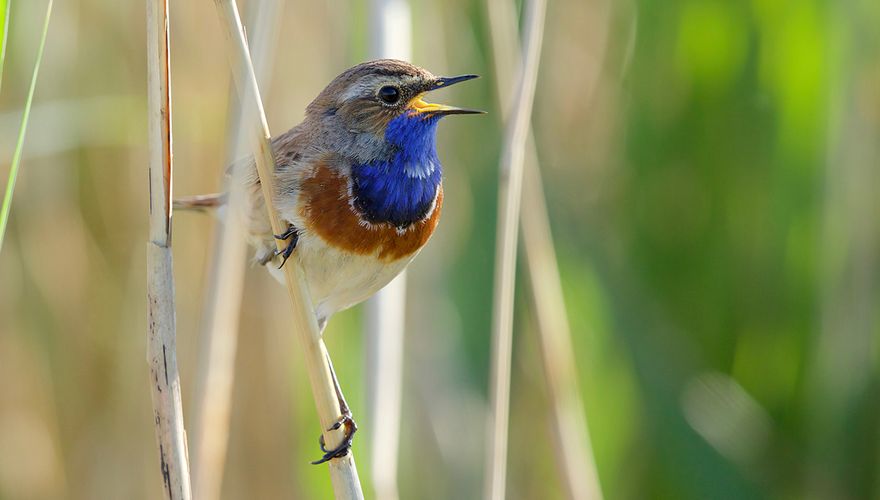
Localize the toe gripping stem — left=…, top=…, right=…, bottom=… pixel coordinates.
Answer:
left=311, top=351, right=357, bottom=465
left=311, top=412, right=358, bottom=465
left=273, top=225, right=299, bottom=269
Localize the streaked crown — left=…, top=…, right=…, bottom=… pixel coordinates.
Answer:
left=306, top=59, right=481, bottom=136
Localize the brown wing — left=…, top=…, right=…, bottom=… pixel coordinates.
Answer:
left=232, top=125, right=311, bottom=263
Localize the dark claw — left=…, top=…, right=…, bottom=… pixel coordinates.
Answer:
left=274, top=226, right=298, bottom=241
left=273, top=225, right=299, bottom=269
left=311, top=413, right=358, bottom=465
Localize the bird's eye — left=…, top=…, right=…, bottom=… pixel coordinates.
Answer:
left=378, top=86, right=401, bottom=105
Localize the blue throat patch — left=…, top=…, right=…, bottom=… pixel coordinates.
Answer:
left=352, top=112, right=443, bottom=228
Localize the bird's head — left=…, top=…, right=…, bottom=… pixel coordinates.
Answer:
left=305, top=60, right=482, bottom=157
left=302, top=60, right=481, bottom=227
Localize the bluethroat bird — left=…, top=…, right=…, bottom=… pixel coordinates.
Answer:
left=187, top=59, right=482, bottom=463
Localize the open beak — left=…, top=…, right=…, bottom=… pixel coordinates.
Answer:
left=410, top=74, right=485, bottom=116
left=432, top=74, right=480, bottom=89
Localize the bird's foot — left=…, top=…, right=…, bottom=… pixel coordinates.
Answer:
left=273, top=225, right=299, bottom=269
left=311, top=412, right=358, bottom=465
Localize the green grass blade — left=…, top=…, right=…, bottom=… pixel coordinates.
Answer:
left=0, top=0, right=9, bottom=94
left=0, top=0, right=53, bottom=253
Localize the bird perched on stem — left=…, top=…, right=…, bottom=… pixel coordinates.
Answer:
left=182, top=59, right=482, bottom=463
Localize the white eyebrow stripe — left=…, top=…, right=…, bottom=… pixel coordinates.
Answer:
left=340, top=75, right=383, bottom=102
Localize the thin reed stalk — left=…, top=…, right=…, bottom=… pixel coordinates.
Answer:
left=146, top=0, right=192, bottom=498
left=364, top=273, right=405, bottom=500
left=210, top=1, right=364, bottom=497
left=521, top=153, right=603, bottom=500
left=190, top=1, right=282, bottom=498
left=0, top=0, right=52, bottom=252
left=483, top=0, right=547, bottom=497
left=485, top=0, right=605, bottom=497
left=365, top=1, right=411, bottom=499
left=810, top=14, right=880, bottom=495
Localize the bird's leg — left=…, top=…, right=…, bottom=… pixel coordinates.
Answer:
left=311, top=351, right=358, bottom=465
left=272, top=224, right=299, bottom=269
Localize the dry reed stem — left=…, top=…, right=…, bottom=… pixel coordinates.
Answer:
left=365, top=275, right=405, bottom=500
left=484, top=0, right=547, bottom=496
left=189, top=186, right=246, bottom=500
left=210, top=1, right=364, bottom=497
left=365, top=1, right=411, bottom=499
left=810, top=21, right=880, bottom=494
left=190, top=1, right=282, bottom=498
left=146, top=0, right=193, bottom=498
left=485, top=0, right=606, bottom=497
left=521, top=152, right=603, bottom=500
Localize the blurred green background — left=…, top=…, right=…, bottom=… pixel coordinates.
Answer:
left=1, top=0, right=879, bottom=498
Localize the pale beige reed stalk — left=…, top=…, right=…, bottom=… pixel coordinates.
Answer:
left=521, top=155, right=604, bottom=500
left=146, top=0, right=193, bottom=498
left=485, top=0, right=606, bottom=497
left=210, top=0, right=364, bottom=497
left=189, top=1, right=283, bottom=499
left=484, top=0, right=548, bottom=497
left=364, top=1, right=412, bottom=499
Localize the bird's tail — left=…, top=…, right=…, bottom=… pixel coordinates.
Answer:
left=172, top=192, right=228, bottom=211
